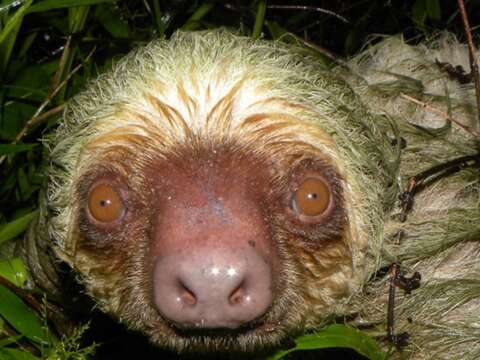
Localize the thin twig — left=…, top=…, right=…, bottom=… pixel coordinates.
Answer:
left=387, top=264, right=420, bottom=349
left=387, top=264, right=398, bottom=342
left=12, top=105, right=63, bottom=146
left=287, top=32, right=349, bottom=68
left=51, top=35, right=72, bottom=92
left=400, top=93, right=480, bottom=138
left=457, top=0, right=480, bottom=129
left=0, top=106, right=63, bottom=165
left=26, top=105, right=64, bottom=129
left=399, top=154, right=479, bottom=221
left=267, top=5, right=349, bottom=24
left=17, top=105, right=64, bottom=141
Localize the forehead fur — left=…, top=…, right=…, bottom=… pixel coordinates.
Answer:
left=44, top=30, right=398, bottom=287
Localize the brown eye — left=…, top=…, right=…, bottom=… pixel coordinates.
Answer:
left=88, top=184, right=125, bottom=223
left=293, top=177, right=331, bottom=217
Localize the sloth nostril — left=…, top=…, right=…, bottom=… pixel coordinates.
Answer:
left=229, top=281, right=247, bottom=305
left=177, top=281, right=197, bottom=306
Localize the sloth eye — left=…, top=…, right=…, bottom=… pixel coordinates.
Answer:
left=292, top=177, right=331, bottom=217
left=88, top=184, right=125, bottom=223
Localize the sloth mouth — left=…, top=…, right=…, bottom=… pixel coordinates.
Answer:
left=150, top=296, right=295, bottom=352
left=167, top=313, right=280, bottom=337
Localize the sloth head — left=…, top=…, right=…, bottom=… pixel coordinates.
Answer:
left=38, top=30, right=397, bottom=352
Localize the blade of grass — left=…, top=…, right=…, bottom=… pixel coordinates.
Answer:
left=0, top=210, right=38, bottom=246
left=252, top=0, right=266, bottom=39
left=0, top=284, right=49, bottom=345
left=0, top=258, right=27, bottom=287
left=0, top=144, right=37, bottom=155
left=181, top=2, right=214, bottom=31
left=152, top=0, right=165, bottom=37
left=27, top=0, right=116, bottom=14
left=0, top=336, right=22, bottom=347
left=0, top=0, right=32, bottom=79
left=0, top=347, right=39, bottom=360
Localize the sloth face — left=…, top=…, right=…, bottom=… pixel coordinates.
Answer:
left=42, top=31, right=382, bottom=352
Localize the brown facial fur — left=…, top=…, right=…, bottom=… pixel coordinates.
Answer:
left=70, top=141, right=349, bottom=351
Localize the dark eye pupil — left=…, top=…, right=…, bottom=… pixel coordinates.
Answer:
left=307, top=192, right=317, bottom=200
left=100, top=199, right=111, bottom=207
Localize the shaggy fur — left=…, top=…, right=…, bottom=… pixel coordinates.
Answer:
left=25, top=31, right=479, bottom=358
left=343, top=34, right=480, bottom=359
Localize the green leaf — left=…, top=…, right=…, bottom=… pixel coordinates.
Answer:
left=266, top=325, right=386, bottom=360
left=180, top=2, right=215, bottom=31
left=151, top=0, right=166, bottom=37
left=6, top=61, right=54, bottom=99
left=426, top=0, right=441, bottom=21
left=95, top=3, right=131, bottom=38
left=0, top=284, right=48, bottom=345
left=252, top=0, right=266, bottom=39
left=17, top=168, right=30, bottom=202
left=0, top=210, right=38, bottom=246
left=27, top=0, right=117, bottom=14
left=0, top=170, right=17, bottom=197
left=68, top=5, right=90, bottom=34
left=0, top=347, right=40, bottom=360
left=265, top=21, right=287, bottom=40
left=0, top=144, right=37, bottom=155
left=412, top=0, right=427, bottom=27
left=0, top=335, right=22, bottom=347
left=0, top=103, right=37, bottom=141
left=16, top=167, right=39, bottom=202
left=0, top=0, right=33, bottom=78
left=0, top=258, right=27, bottom=287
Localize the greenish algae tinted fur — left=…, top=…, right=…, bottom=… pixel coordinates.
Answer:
left=24, top=31, right=479, bottom=358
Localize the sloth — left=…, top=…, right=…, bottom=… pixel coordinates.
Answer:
left=23, top=30, right=480, bottom=358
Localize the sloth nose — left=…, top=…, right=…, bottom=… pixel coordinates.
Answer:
left=153, top=247, right=273, bottom=329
